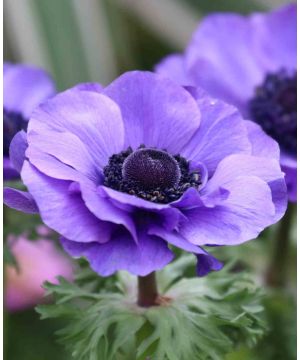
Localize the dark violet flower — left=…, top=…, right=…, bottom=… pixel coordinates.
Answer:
left=3, top=63, right=56, bottom=180
left=4, top=71, right=287, bottom=276
left=156, top=4, right=297, bottom=202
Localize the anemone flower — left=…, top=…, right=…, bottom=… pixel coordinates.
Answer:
left=4, top=63, right=56, bottom=180
left=155, top=4, right=297, bottom=202
left=5, top=233, right=73, bottom=312
left=4, top=71, right=287, bottom=281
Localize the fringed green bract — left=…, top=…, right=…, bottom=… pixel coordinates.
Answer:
left=37, top=255, right=266, bottom=360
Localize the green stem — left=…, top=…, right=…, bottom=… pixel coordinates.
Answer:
left=137, top=272, right=158, bottom=307
left=265, top=204, right=294, bottom=287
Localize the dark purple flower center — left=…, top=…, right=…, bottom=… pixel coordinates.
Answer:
left=103, top=146, right=201, bottom=203
left=249, top=69, right=296, bottom=155
left=123, top=148, right=181, bottom=189
left=3, top=109, right=27, bottom=156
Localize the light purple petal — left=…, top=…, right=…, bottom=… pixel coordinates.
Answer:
left=27, top=130, right=101, bottom=183
left=21, top=161, right=112, bottom=243
left=185, top=14, right=265, bottom=111
left=281, top=152, right=297, bottom=202
left=154, top=54, right=192, bottom=85
left=171, top=185, right=229, bottom=211
left=245, top=120, right=280, bottom=160
left=25, top=147, right=84, bottom=182
left=79, top=180, right=138, bottom=242
left=9, top=130, right=28, bottom=173
left=148, top=226, right=203, bottom=254
left=253, top=3, right=296, bottom=72
left=100, top=186, right=169, bottom=211
left=103, top=71, right=201, bottom=153
left=180, top=175, right=275, bottom=246
left=4, top=188, right=39, bottom=214
left=171, top=187, right=203, bottom=209
left=70, top=82, right=103, bottom=93
left=28, top=90, right=125, bottom=170
left=205, top=153, right=287, bottom=221
left=182, top=88, right=251, bottom=175
left=61, top=231, right=174, bottom=276
left=4, top=64, right=55, bottom=118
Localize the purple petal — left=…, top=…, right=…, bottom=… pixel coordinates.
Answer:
left=25, top=147, right=84, bottom=182
left=205, top=154, right=287, bottom=222
left=4, top=188, right=39, bottom=214
left=3, top=158, right=20, bottom=181
left=27, top=129, right=101, bottom=183
left=171, top=187, right=203, bottom=209
left=154, top=54, right=192, bottom=85
left=79, top=180, right=138, bottom=242
left=148, top=226, right=223, bottom=276
left=196, top=252, right=223, bottom=277
left=245, top=120, right=280, bottom=160
left=148, top=226, right=203, bottom=254
left=100, top=186, right=182, bottom=232
left=180, top=175, right=276, bottom=246
left=21, top=161, right=112, bottom=243
left=100, top=186, right=169, bottom=211
left=9, top=130, right=28, bottom=173
left=4, top=63, right=55, bottom=118
left=185, top=14, right=265, bottom=111
left=103, top=71, right=201, bottom=153
left=281, top=152, right=297, bottom=202
left=28, top=90, right=125, bottom=170
left=182, top=88, right=251, bottom=175
left=254, top=4, right=296, bottom=72
left=61, top=231, right=174, bottom=276
left=70, top=82, right=103, bottom=93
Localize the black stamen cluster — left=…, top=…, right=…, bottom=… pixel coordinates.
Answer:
left=103, top=146, right=201, bottom=204
left=4, top=110, right=27, bottom=156
left=249, top=69, right=296, bottom=155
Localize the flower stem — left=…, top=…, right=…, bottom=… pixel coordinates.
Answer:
left=137, top=272, right=158, bottom=307
left=265, top=204, right=294, bottom=287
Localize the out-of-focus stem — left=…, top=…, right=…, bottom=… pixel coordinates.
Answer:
left=137, top=272, right=158, bottom=307
left=265, top=204, right=295, bottom=287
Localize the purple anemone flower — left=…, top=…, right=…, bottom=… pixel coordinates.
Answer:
left=156, top=4, right=297, bottom=202
left=4, top=63, right=56, bottom=180
left=4, top=71, right=287, bottom=277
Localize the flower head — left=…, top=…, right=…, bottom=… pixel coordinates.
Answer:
left=156, top=4, right=297, bottom=201
left=4, top=71, right=287, bottom=276
left=5, top=232, right=73, bottom=312
left=3, top=63, right=56, bottom=180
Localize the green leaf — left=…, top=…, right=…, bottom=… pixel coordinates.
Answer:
left=37, top=255, right=266, bottom=360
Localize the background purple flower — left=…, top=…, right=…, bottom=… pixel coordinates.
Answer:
left=5, top=232, right=73, bottom=312
left=4, top=71, right=287, bottom=277
left=3, top=63, right=56, bottom=180
left=155, top=4, right=297, bottom=202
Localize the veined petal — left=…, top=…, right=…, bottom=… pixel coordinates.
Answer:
left=61, top=231, right=173, bottom=276
left=28, top=90, right=125, bottom=170
left=103, top=71, right=201, bottom=153
left=182, top=88, right=251, bottom=175
left=21, top=162, right=112, bottom=243
left=4, top=188, right=38, bottom=214
left=180, top=176, right=275, bottom=246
